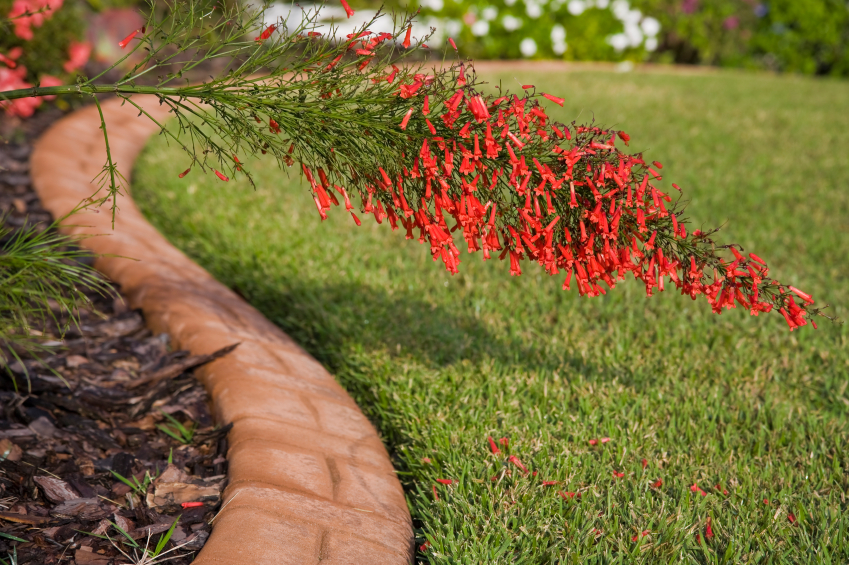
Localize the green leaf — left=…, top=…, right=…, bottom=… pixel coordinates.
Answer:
left=0, top=532, right=26, bottom=543
left=109, top=521, right=140, bottom=548
left=152, top=516, right=181, bottom=558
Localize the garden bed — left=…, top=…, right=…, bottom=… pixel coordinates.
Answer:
left=0, top=117, right=227, bottom=565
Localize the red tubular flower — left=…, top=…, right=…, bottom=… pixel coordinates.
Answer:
left=214, top=170, right=229, bottom=182
left=449, top=37, right=458, bottom=50
left=181, top=502, right=204, bottom=509
left=542, top=481, right=558, bottom=486
left=255, top=25, right=276, bottom=42
left=402, top=26, right=412, bottom=49
left=436, top=478, right=453, bottom=485
left=705, top=517, right=714, bottom=540
left=340, top=0, right=355, bottom=18
left=119, top=30, right=139, bottom=49
left=178, top=168, right=191, bottom=178
left=400, top=107, right=414, bottom=130
left=351, top=212, right=361, bottom=226
left=542, top=93, right=565, bottom=107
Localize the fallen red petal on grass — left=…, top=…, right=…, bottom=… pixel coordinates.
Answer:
left=641, top=458, right=648, bottom=468
left=508, top=455, right=528, bottom=474
left=705, top=516, right=714, bottom=540
left=788, top=513, right=796, bottom=524
left=588, top=439, right=598, bottom=446
left=488, top=436, right=501, bottom=454
left=631, top=530, right=649, bottom=542
left=181, top=502, right=204, bottom=509
left=651, top=478, right=663, bottom=488
left=600, top=437, right=611, bottom=444
left=764, top=498, right=769, bottom=505
left=432, top=485, right=438, bottom=500
left=690, top=483, right=706, bottom=496
left=436, top=478, right=453, bottom=485
left=421, top=457, right=431, bottom=464
left=542, top=481, right=558, bottom=486
left=499, top=437, right=509, bottom=447
left=613, top=470, right=624, bottom=478
left=419, top=540, right=431, bottom=552
left=558, top=491, right=578, bottom=500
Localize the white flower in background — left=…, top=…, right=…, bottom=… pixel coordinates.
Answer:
left=504, top=0, right=517, bottom=7
left=611, top=0, right=629, bottom=19
left=550, top=23, right=566, bottom=42
left=482, top=6, right=499, bottom=21
left=525, top=0, right=543, bottom=18
left=520, top=37, right=538, bottom=56
left=445, top=18, right=463, bottom=37
left=596, top=0, right=609, bottom=8
left=645, top=36, right=658, bottom=51
left=607, top=32, right=628, bottom=51
left=502, top=14, right=522, bottom=30
left=551, top=24, right=567, bottom=54
left=624, top=22, right=643, bottom=47
left=641, top=16, right=660, bottom=37
left=471, top=20, right=490, bottom=36
left=567, top=0, right=586, bottom=15
left=419, top=0, right=444, bottom=11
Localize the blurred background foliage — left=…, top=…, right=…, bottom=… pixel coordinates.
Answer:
left=1, top=0, right=848, bottom=99
left=392, top=0, right=849, bottom=74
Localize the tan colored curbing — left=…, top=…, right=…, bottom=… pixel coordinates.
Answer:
left=31, top=97, right=414, bottom=564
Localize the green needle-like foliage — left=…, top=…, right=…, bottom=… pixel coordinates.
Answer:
left=0, top=212, right=113, bottom=390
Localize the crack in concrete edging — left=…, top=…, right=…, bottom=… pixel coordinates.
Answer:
left=31, top=97, right=414, bottom=565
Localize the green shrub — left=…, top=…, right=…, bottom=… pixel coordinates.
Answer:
left=409, top=0, right=662, bottom=60
left=632, top=0, right=849, bottom=75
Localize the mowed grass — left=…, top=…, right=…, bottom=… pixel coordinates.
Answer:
left=133, top=67, right=849, bottom=563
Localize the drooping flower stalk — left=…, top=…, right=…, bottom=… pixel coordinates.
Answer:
left=0, top=0, right=831, bottom=329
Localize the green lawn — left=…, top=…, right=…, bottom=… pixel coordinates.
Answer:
left=133, top=67, right=849, bottom=563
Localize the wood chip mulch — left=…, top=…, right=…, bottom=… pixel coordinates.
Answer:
left=0, top=111, right=230, bottom=564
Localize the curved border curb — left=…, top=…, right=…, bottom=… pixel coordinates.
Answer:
left=31, top=97, right=414, bottom=564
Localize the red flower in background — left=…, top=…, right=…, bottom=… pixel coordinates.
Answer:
left=64, top=41, right=92, bottom=73
left=8, top=0, right=63, bottom=41
left=0, top=66, right=39, bottom=117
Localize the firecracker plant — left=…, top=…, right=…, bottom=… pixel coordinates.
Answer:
left=0, top=0, right=834, bottom=331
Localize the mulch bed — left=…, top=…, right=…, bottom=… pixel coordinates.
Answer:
left=0, top=109, right=230, bottom=564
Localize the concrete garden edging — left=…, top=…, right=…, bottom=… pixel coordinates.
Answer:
left=31, top=97, right=414, bottom=564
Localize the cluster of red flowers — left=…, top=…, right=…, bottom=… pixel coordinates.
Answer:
left=294, top=56, right=821, bottom=330
left=7, top=0, right=62, bottom=41
left=1, top=0, right=91, bottom=117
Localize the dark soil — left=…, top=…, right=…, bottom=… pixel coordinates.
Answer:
left=0, top=107, right=228, bottom=564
